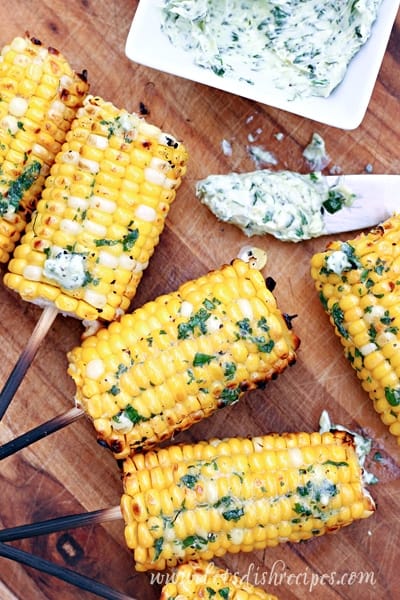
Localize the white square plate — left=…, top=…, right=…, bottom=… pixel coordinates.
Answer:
left=126, top=1, right=399, bottom=130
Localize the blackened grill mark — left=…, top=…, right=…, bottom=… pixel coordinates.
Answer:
left=139, top=101, right=149, bottom=115
left=265, top=276, right=276, bottom=292
left=79, top=69, right=89, bottom=83
left=165, top=136, right=179, bottom=148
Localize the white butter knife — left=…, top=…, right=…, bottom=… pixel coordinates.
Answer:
left=323, top=174, right=400, bottom=235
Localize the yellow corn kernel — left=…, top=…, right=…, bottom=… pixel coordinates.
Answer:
left=311, top=215, right=400, bottom=445
left=121, top=429, right=375, bottom=572
left=67, top=259, right=300, bottom=458
left=4, top=94, right=188, bottom=320
left=0, top=35, right=89, bottom=262
left=160, top=560, right=279, bottom=600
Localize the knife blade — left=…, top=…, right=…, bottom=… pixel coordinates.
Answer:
left=323, top=174, right=400, bottom=235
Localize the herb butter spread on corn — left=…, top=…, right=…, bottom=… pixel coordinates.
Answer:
left=311, top=215, right=400, bottom=445
left=160, top=0, right=382, bottom=99
left=196, top=170, right=354, bottom=242
left=67, top=259, right=300, bottom=458
left=4, top=95, right=188, bottom=321
left=0, top=35, right=89, bottom=263
left=121, top=429, right=375, bottom=571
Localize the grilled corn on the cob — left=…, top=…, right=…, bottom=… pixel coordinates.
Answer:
left=121, top=429, right=375, bottom=571
left=310, top=215, right=400, bottom=444
left=160, top=560, right=278, bottom=599
left=4, top=94, right=188, bottom=321
left=67, top=258, right=299, bottom=457
left=0, top=35, right=89, bottom=262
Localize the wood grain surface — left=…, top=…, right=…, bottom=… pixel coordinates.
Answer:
left=0, top=2, right=399, bottom=599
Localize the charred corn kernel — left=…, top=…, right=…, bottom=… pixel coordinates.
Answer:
left=120, top=429, right=375, bottom=572
left=311, top=215, right=400, bottom=444
left=0, top=35, right=88, bottom=262
left=5, top=94, right=188, bottom=320
left=67, top=259, right=300, bottom=458
left=160, top=560, right=278, bottom=600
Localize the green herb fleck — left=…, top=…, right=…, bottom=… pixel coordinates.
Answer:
left=322, top=460, right=349, bottom=467
left=182, top=534, right=208, bottom=550
left=179, top=474, right=198, bottom=489
left=236, top=318, right=252, bottom=337
left=222, top=507, right=244, bottom=522
left=94, top=228, right=139, bottom=251
left=257, top=316, right=270, bottom=332
left=385, top=387, right=400, bottom=406
left=193, top=352, right=215, bottom=367
left=178, top=307, right=211, bottom=339
left=331, top=302, right=349, bottom=339
left=0, top=160, right=41, bottom=216
left=219, top=386, right=240, bottom=406
left=223, top=362, right=236, bottom=380
left=116, top=363, right=128, bottom=377
left=153, top=537, right=164, bottom=561
left=322, top=188, right=352, bottom=214
left=124, top=405, right=149, bottom=424
left=203, top=297, right=221, bottom=310
left=253, top=336, right=275, bottom=353
left=294, top=503, right=312, bottom=517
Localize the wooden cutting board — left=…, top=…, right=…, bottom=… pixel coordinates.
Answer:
left=0, top=2, right=399, bottom=599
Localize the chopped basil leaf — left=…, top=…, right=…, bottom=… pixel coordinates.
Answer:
left=124, top=405, right=149, bottom=424
left=153, top=537, right=164, bottom=561
left=219, top=386, right=240, bottom=406
left=322, top=460, right=349, bottom=467
left=331, top=302, right=349, bottom=339
left=0, top=160, right=41, bottom=215
left=222, top=507, right=244, bottom=521
left=193, top=352, right=215, bottom=366
left=182, top=534, right=208, bottom=550
left=385, top=387, right=400, bottom=407
left=179, top=474, right=198, bottom=489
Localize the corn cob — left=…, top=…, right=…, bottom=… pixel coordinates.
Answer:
left=67, top=258, right=300, bottom=458
left=4, top=94, right=188, bottom=321
left=160, top=560, right=278, bottom=599
left=120, top=429, right=375, bottom=572
left=0, top=34, right=89, bottom=263
left=310, top=215, right=400, bottom=444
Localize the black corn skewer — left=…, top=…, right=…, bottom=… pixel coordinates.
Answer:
left=0, top=541, right=135, bottom=600
left=0, top=406, right=84, bottom=460
left=0, top=305, right=58, bottom=420
left=0, top=506, right=122, bottom=542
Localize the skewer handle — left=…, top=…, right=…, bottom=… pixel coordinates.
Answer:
left=0, top=406, right=84, bottom=460
left=0, top=506, right=122, bottom=542
left=0, top=541, right=136, bottom=600
left=0, top=305, right=58, bottom=420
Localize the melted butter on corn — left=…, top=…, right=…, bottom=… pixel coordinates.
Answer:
left=67, top=259, right=300, bottom=456
left=5, top=95, right=188, bottom=321
left=120, top=430, right=375, bottom=572
left=311, top=216, right=400, bottom=445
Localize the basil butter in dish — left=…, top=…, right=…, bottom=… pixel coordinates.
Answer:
left=125, top=0, right=398, bottom=128
left=160, top=0, right=382, bottom=99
